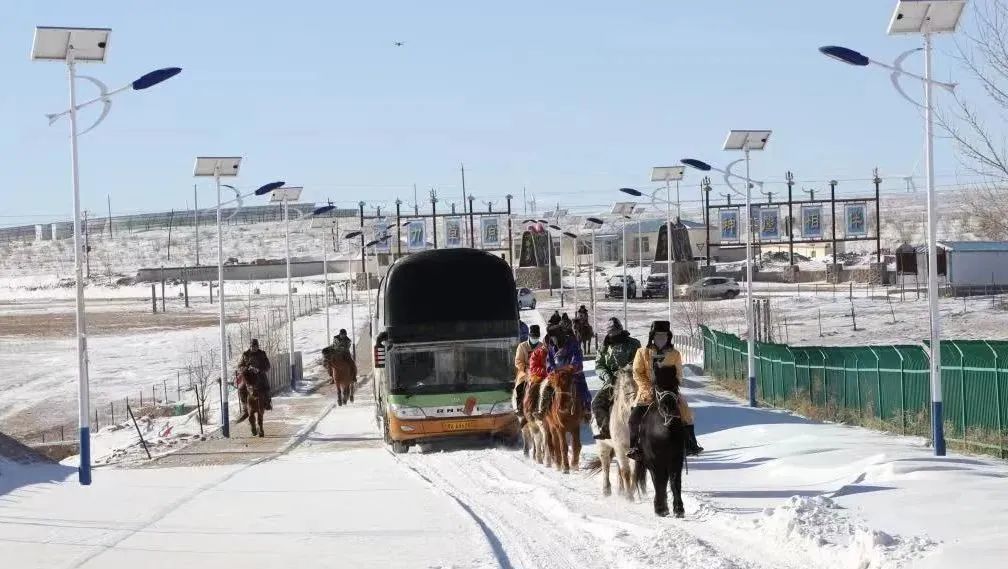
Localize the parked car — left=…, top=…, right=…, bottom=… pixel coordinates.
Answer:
left=605, top=275, right=637, bottom=299
left=641, top=274, right=669, bottom=299
left=677, top=276, right=740, bottom=299
left=517, top=287, right=536, bottom=310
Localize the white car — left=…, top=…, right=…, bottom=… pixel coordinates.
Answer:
left=677, top=276, right=741, bottom=299
left=517, top=287, right=536, bottom=310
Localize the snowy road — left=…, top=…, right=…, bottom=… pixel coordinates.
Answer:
left=5, top=365, right=1008, bottom=568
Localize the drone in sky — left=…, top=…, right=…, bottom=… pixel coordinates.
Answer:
left=393, top=41, right=405, bottom=47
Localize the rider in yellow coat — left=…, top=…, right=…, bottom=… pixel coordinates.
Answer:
left=627, top=321, right=703, bottom=460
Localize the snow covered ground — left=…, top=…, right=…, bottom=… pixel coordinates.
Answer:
left=3, top=360, right=1007, bottom=568
left=0, top=275, right=372, bottom=443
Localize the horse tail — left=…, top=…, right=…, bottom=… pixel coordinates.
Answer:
left=583, top=455, right=604, bottom=476
left=632, top=457, right=648, bottom=495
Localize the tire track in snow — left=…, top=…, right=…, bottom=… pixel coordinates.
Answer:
left=395, top=450, right=585, bottom=569
left=402, top=448, right=777, bottom=569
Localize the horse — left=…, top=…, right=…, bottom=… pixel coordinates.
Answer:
left=238, top=367, right=268, bottom=437
left=323, top=347, right=357, bottom=406
left=520, top=380, right=551, bottom=466
left=572, top=315, right=594, bottom=355
left=632, top=363, right=687, bottom=518
left=585, top=367, right=638, bottom=499
left=542, top=366, right=584, bottom=474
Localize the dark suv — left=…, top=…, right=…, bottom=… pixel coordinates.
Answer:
left=641, top=274, right=668, bottom=299
left=605, top=275, right=637, bottom=299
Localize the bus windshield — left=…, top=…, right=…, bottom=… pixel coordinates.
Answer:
left=389, top=339, right=513, bottom=395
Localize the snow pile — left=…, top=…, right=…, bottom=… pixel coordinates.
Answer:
left=754, top=492, right=935, bottom=568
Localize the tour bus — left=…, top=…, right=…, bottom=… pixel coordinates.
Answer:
left=372, top=249, right=521, bottom=453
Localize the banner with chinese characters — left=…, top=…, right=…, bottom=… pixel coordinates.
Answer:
left=845, top=204, right=867, bottom=236
left=406, top=220, right=427, bottom=251
left=445, top=217, right=463, bottom=247
left=481, top=217, right=500, bottom=247
left=801, top=206, right=823, bottom=238
left=759, top=208, right=780, bottom=240
left=719, top=209, right=739, bottom=241
left=372, top=220, right=390, bottom=252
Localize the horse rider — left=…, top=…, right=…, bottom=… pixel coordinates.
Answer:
left=560, top=313, right=574, bottom=333
left=575, top=304, right=589, bottom=323
left=541, top=324, right=592, bottom=422
left=333, top=329, right=353, bottom=353
left=513, top=324, right=542, bottom=425
left=626, top=321, right=703, bottom=461
left=591, top=317, right=641, bottom=440
left=548, top=311, right=562, bottom=327
left=237, top=338, right=272, bottom=418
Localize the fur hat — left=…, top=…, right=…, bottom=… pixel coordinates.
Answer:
left=605, top=317, right=624, bottom=336
left=528, top=324, right=541, bottom=337
left=647, top=320, right=672, bottom=347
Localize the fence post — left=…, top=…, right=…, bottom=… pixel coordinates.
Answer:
left=151, top=284, right=158, bottom=313
left=110, top=401, right=115, bottom=425
left=953, top=342, right=967, bottom=447
left=983, top=341, right=1004, bottom=459
left=127, top=404, right=152, bottom=460
left=896, top=346, right=907, bottom=435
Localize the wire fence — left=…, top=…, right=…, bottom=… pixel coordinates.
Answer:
left=28, top=288, right=332, bottom=446
left=700, top=325, right=1008, bottom=458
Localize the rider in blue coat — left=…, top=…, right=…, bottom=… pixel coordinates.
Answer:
left=545, top=324, right=592, bottom=422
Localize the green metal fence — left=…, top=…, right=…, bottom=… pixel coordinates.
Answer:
left=700, top=325, right=1008, bottom=456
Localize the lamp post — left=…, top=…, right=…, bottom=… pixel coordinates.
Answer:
left=313, top=204, right=337, bottom=348
left=585, top=217, right=604, bottom=339
left=195, top=158, right=284, bottom=434
left=32, top=26, right=180, bottom=485
left=683, top=129, right=771, bottom=409
left=262, top=187, right=303, bottom=388
left=818, top=0, right=964, bottom=456
left=611, top=203, right=637, bottom=326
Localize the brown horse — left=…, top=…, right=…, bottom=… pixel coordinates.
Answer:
left=520, top=380, right=551, bottom=466
left=238, top=367, right=268, bottom=437
left=323, top=347, right=357, bottom=406
left=543, top=366, right=584, bottom=474
left=573, top=315, right=594, bottom=355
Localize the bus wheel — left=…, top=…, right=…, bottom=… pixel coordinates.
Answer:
left=391, top=440, right=411, bottom=454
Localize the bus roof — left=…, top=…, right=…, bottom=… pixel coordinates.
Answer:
left=383, top=249, right=519, bottom=343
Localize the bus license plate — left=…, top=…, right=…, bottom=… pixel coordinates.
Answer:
left=444, top=421, right=475, bottom=432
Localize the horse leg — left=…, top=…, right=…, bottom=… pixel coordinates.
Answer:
left=672, top=448, right=685, bottom=518
left=617, top=455, right=634, bottom=501
left=249, top=405, right=258, bottom=436
left=570, top=425, right=582, bottom=471
left=257, top=408, right=265, bottom=438
left=600, top=444, right=613, bottom=497
left=349, top=382, right=355, bottom=403
left=651, top=465, right=670, bottom=517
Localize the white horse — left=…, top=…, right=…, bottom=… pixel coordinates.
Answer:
left=588, top=367, right=638, bottom=499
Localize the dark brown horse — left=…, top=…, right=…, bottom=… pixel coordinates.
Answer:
left=573, top=314, right=593, bottom=355
left=323, top=347, right=357, bottom=406
left=543, top=366, right=584, bottom=474
left=238, top=367, right=268, bottom=437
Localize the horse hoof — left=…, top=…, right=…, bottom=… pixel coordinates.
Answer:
left=259, top=432, right=265, bottom=438
left=603, top=487, right=612, bottom=497
left=674, top=509, right=685, bottom=519
left=655, top=508, right=670, bottom=518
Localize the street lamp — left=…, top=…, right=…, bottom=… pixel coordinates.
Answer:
left=612, top=202, right=637, bottom=326
left=343, top=230, right=363, bottom=361
left=682, top=128, right=771, bottom=409
left=819, top=0, right=964, bottom=456
left=585, top=217, right=604, bottom=339
left=196, top=158, right=283, bottom=436
left=313, top=204, right=337, bottom=348
left=32, top=26, right=180, bottom=485
left=262, top=186, right=303, bottom=389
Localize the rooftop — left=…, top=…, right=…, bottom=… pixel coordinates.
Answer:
left=937, top=241, right=1008, bottom=253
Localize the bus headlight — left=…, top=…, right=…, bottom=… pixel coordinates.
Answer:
left=489, top=400, right=514, bottom=415
left=390, top=404, right=425, bottom=419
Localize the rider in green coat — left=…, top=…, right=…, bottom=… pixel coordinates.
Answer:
left=591, top=317, right=641, bottom=440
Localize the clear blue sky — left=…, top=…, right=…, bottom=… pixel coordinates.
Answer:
left=0, top=0, right=992, bottom=226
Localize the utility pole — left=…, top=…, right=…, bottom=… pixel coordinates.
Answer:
left=522, top=186, right=527, bottom=215
left=193, top=184, right=200, bottom=266
left=413, top=183, right=419, bottom=216
left=106, top=195, right=113, bottom=239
